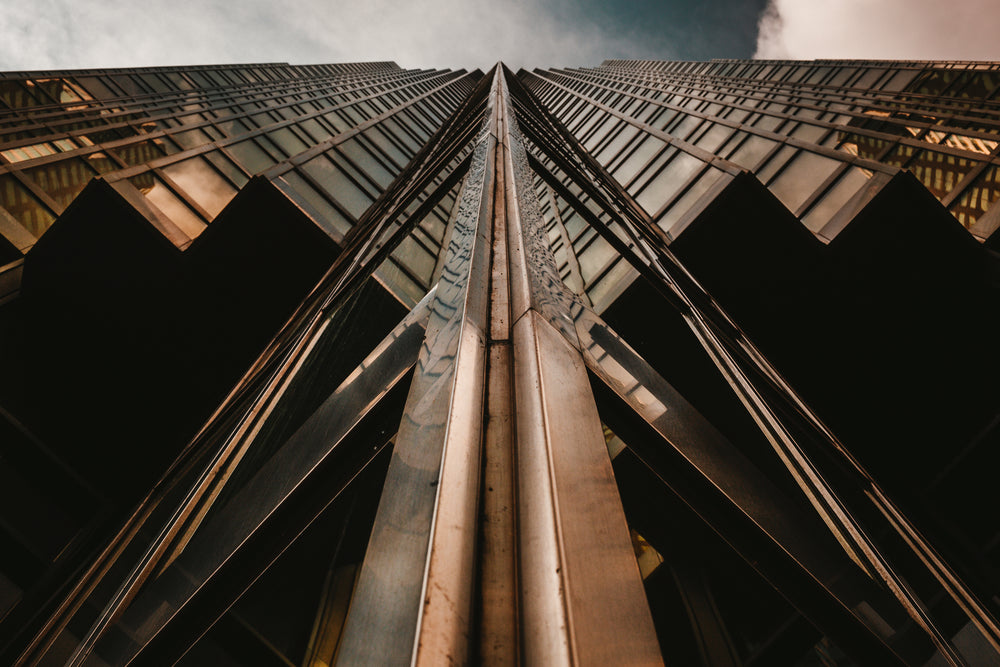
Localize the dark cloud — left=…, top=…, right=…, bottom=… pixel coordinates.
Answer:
left=572, top=0, right=770, bottom=61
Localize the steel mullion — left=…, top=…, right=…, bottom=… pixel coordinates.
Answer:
left=335, top=68, right=498, bottom=666
left=499, top=69, right=663, bottom=666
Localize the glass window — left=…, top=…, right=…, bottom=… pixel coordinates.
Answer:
left=279, top=171, right=353, bottom=239
left=613, top=137, right=666, bottom=187
left=337, top=139, right=394, bottom=189
left=728, top=134, right=778, bottom=171
left=802, top=166, right=873, bottom=233
left=666, top=113, right=702, bottom=140
left=583, top=114, right=614, bottom=151
left=391, top=234, right=436, bottom=284
left=75, top=76, right=117, bottom=100
left=0, top=174, right=56, bottom=236
left=130, top=174, right=206, bottom=238
left=790, top=122, right=829, bottom=144
left=757, top=144, right=798, bottom=183
left=86, top=151, right=120, bottom=174
left=24, top=158, right=99, bottom=211
left=300, top=118, right=333, bottom=143
left=768, top=151, right=842, bottom=213
left=171, top=128, right=213, bottom=150
left=113, top=139, right=166, bottom=167
left=562, top=210, right=586, bottom=240
left=950, top=165, right=1000, bottom=229
left=0, top=80, right=44, bottom=108
left=161, top=157, right=238, bottom=218
left=881, top=69, right=920, bottom=92
left=577, top=236, right=617, bottom=284
left=364, top=127, right=408, bottom=167
left=596, top=125, right=640, bottom=166
left=301, top=154, right=372, bottom=220
left=655, top=167, right=726, bottom=235
left=268, top=127, right=309, bottom=157
left=753, top=113, right=784, bottom=133
left=693, top=123, right=733, bottom=154
left=906, top=150, right=979, bottom=200
left=226, top=139, right=276, bottom=175
left=203, top=150, right=249, bottom=189
left=635, top=151, right=706, bottom=215
left=216, top=117, right=251, bottom=138
left=139, top=74, right=171, bottom=94
left=0, top=142, right=56, bottom=163
left=588, top=258, right=636, bottom=314
left=374, top=257, right=425, bottom=307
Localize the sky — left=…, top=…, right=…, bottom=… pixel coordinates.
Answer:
left=1, top=0, right=999, bottom=73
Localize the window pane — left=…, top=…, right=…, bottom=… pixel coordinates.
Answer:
left=0, top=174, right=55, bottom=236
left=802, top=167, right=873, bottom=233
left=279, top=171, right=353, bottom=239
left=906, top=150, right=979, bottom=201
left=161, top=157, right=238, bottom=218
left=635, top=151, right=705, bottom=215
left=131, top=174, right=206, bottom=238
left=951, top=165, right=1000, bottom=230
left=23, top=158, right=98, bottom=211
left=729, top=134, right=777, bottom=171
left=769, top=151, right=842, bottom=213
left=226, top=139, right=275, bottom=175
left=302, top=153, right=373, bottom=220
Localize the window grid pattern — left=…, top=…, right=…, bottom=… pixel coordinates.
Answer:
left=525, top=59, right=1000, bottom=237
left=0, top=64, right=475, bottom=244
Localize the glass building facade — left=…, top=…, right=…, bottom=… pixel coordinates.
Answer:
left=1, top=59, right=1000, bottom=665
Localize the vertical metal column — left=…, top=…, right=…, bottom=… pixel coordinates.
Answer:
left=498, top=70, right=662, bottom=666
left=337, top=66, right=661, bottom=665
left=336, top=70, right=497, bottom=667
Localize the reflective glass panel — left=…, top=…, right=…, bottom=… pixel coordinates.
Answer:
left=161, top=157, right=238, bottom=218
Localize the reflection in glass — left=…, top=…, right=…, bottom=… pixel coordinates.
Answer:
left=161, top=157, right=238, bottom=218
left=727, top=134, right=777, bottom=171
left=23, top=158, right=99, bottom=211
left=130, top=174, right=206, bottom=238
left=302, top=153, right=374, bottom=220
left=656, top=167, right=725, bottom=236
left=0, top=142, right=58, bottom=163
left=86, top=152, right=120, bottom=174
left=279, top=171, right=353, bottom=240
left=0, top=174, right=55, bottom=236
left=203, top=150, right=250, bottom=188
left=635, top=151, right=705, bottom=215
left=226, top=139, right=277, bottom=175
left=905, top=149, right=978, bottom=201
left=768, top=150, right=841, bottom=213
left=111, top=139, right=165, bottom=167
left=0, top=81, right=44, bottom=108
left=171, top=127, right=213, bottom=150
left=952, top=165, right=1000, bottom=229
left=802, top=166, right=873, bottom=233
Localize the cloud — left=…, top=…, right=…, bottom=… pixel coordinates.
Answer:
left=0, top=0, right=658, bottom=73
left=755, top=0, right=1000, bottom=60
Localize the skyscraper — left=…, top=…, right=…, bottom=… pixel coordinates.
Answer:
left=1, top=59, right=999, bottom=665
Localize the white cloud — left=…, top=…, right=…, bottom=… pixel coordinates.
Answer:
left=755, top=0, right=1000, bottom=60
left=0, top=0, right=654, bottom=72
